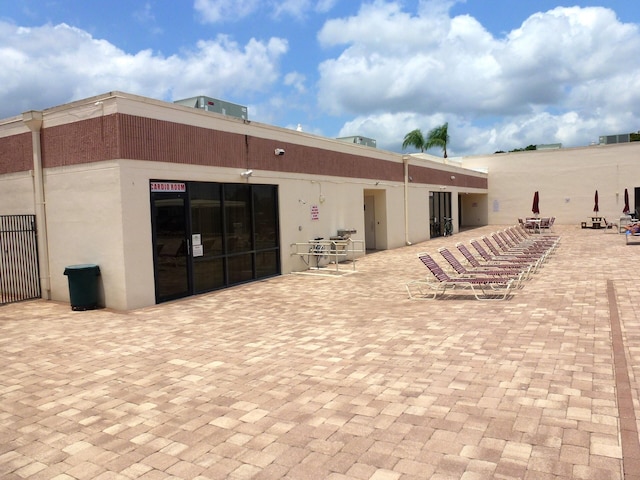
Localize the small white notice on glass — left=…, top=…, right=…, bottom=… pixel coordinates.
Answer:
left=192, top=234, right=202, bottom=246
left=192, top=244, right=204, bottom=257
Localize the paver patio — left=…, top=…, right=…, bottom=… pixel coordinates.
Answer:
left=1, top=224, right=639, bottom=479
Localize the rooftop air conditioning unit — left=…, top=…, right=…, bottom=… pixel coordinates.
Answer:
left=174, top=96, right=248, bottom=120
left=599, top=133, right=630, bottom=145
left=336, top=136, right=377, bottom=148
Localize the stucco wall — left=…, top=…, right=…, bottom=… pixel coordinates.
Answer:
left=43, top=161, right=128, bottom=309
left=462, top=142, right=640, bottom=225
left=460, top=193, right=489, bottom=226
left=0, top=172, right=35, bottom=215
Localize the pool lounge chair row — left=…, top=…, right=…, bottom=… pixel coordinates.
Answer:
left=406, top=225, right=560, bottom=301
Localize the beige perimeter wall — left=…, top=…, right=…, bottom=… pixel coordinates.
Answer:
left=462, top=142, right=640, bottom=225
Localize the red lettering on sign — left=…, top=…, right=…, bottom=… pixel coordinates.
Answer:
left=150, top=182, right=186, bottom=192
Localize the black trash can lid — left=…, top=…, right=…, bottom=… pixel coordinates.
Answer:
left=64, top=264, right=100, bottom=275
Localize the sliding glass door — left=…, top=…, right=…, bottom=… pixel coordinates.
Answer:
left=151, top=189, right=190, bottom=302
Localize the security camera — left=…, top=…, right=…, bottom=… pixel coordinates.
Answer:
left=274, top=148, right=285, bottom=156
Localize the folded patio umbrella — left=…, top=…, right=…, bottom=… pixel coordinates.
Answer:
left=624, top=188, right=630, bottom=214
left=531, top=191, right=540, bottom=215
left=594, top=190, right=599, bottom=214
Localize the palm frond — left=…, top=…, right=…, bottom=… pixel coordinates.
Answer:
left=402, top=129, right=425, bottom=152
left=425, top=122, right=449, bottom=158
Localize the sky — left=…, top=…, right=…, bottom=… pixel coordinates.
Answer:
left=1, top=0, right=639, bottom=156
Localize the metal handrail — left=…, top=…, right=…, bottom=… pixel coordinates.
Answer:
left=290, top=238, right=365, bottom=271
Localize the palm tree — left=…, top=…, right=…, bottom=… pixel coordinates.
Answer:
left=425, top=122, right=449, bottom=158
left=402, top=122, right=450, bottom=158
left=402, top=129, right=426, bottom=152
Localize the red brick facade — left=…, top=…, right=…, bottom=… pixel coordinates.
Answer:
left=0, top=113, right=487, bottom=189
left=0, top=132, right=32, bottom=174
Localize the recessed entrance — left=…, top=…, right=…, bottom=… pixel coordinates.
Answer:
left=430, top=191, right=452, bottom=237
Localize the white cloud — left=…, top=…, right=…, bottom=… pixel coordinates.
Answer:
left=272, top=0, right=312, bottom=19
left=315, top=0, right=338, bottom=14
left=194, top=0, right=260, bottom=23
left=284, top=72, right=307, bottom=93
left=0, top=21, right=288, bottom=117
left=339, top=105, right=637, bottom=156
left=133, top=2, right=163, bottom=35
left=194, top=0, right=337, bottom=23
left=320, top=3, right=640, bottom=153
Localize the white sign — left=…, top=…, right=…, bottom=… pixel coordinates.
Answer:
left=150, top=182, right=186, bottom=193
left=192, top=244, right=204, bottom=257
left=192, top=234, right=201, bottom=246
left=311, top=205, right=319, bottom=220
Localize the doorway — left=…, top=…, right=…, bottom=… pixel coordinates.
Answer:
left=364, top=195, right=376, bottom=250
left=429, top=191, right=452, bottom=237
left=363, top=189, right=387, bottom=250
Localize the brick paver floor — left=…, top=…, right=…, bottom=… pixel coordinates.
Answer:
left=1, top=224, right=639, bottom=479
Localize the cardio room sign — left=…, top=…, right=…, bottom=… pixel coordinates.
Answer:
left=150, top=182, right=186, bottom=193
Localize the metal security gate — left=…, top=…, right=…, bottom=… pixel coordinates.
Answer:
left=0, top=215, right=40, bottom=305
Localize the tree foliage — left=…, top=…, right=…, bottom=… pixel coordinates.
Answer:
left=402, top=122, right=450, bottom=158
left=402, top=129, right=426, bottom=152
left=494, top=144, right=537, bottom=154
left=425, top=122, right=450, bottom=158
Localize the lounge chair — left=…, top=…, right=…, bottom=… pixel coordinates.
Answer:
left=627, top=233, right=640, bottom=244
left=519, top=217, right=536, bottom=233
left=508, top=226, right=558, bottom=248
left=625, top=223, right=640, bottom=244
left=602, top=218, right=618, bottom=233
left=536, top=216, right=559, bottom=235
left=517, top=222, right=559, bottom=241
left=406, top=253, right=516, bottom=300
left=525, top=217, right=542, bottom=233
left=456, top=242, right=540, bottom=274
left=494, top=231, right=551, bottom=255
left=504, top=227, right=556, bottom=251
left=438, top=247, right=529, bottom=286
left=539, top=217, right=550, bottom=231
left=470, top=239, right=540, bottom=267
left=513, top=227, right=560, bottom=255
left=482, top=236, right=546, bottom=261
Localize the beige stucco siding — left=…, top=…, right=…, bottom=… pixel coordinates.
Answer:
left=42, top=162, right=128, bottom=309
left=462, top=142, right=640, bottom=225
left=0, top=172, right=35, bottom=215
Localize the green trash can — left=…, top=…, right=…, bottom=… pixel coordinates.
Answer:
left=63, top=264, right=101, bottom=311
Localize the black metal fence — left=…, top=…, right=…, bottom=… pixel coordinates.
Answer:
left=0, top=215, right=41, bottom=305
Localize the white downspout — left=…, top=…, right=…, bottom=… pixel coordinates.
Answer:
left=22, top=110, right=51, bottom=300
left=403, top=156, right=412, bottom=245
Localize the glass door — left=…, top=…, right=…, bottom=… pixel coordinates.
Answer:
left=429, top=191, right=451, bottom=237
left=152, top=190, right=190, bottom=302
left=190, top=183, right=225, bottom=293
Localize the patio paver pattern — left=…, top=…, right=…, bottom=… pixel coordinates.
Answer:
left=1, top=225, right=639, bottom=479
